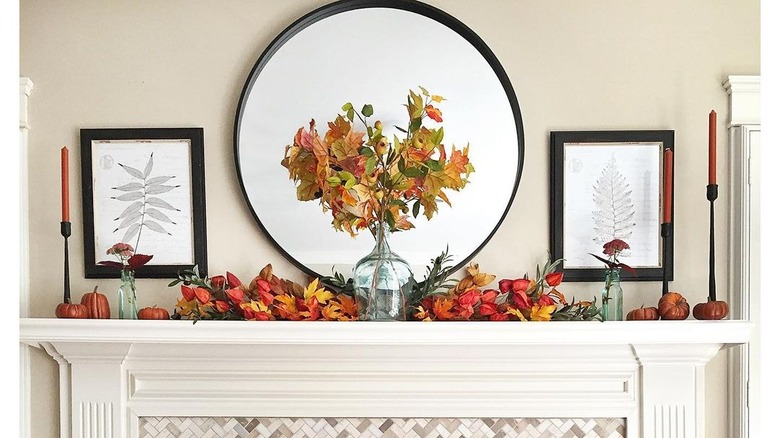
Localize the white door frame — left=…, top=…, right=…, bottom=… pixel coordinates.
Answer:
left=723, top=74, right=760, bottom=438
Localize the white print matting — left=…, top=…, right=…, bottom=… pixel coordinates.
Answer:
left=91, top=139, right=194, bottom=265
left=563, top=142, right=661, bottom=269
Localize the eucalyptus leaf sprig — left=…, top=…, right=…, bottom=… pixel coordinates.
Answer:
left=167, top=265, right=210, bottom=289
left=550, top=297, right=603, bottom=321
left=407, top=247, right=458, bottom=310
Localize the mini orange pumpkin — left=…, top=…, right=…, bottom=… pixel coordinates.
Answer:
left=626, top=305, right=660, bottom=321
left=138, top=306, right=170, bottom=320
left=55, top=302, right=90, bottom=319
left=81, top=286, right=111, bottom=319
left=693, top=299, right=729, bottom=320
left=658, top=292, right=690, bottom=320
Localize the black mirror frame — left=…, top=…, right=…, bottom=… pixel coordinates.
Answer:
left=233, top=0, right=524, bottom=278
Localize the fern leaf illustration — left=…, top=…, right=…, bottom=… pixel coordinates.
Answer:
left=111, top=152, right=180, bottom=252
left=146, top=197, right=180, bottom=211
left=143, top=153, right=154, bottom=178
left=591, top=155, right=636, bottom=245
left=122, top=223, right=141, bottom=243
left=115, top=201, right=143, bottom=220
left=112, top=182, right=144, bottom=191
left=118, top=163, right=144, bottom=179
left=143, top=220, right=172, bottom=235
left=146, top=208, right=176, bottom=224
left=146, top=175, right=175, bottom=185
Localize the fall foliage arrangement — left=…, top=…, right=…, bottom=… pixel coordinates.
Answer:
left=170, top=265, right=358, bottom=321
left=168, top=254, right=601, bottom=322
left=281, top=87, right=473, bottom=237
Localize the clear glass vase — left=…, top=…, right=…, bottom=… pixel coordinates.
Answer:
left=117, top=269, right=139, bottom=319
left=601, top=268, right=623, bottom=321
left=353, top=223, right=414, bottom=321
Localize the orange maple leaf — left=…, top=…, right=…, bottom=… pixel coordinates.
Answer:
left=530, top=304, right=556, bottom=321
left=433, top=297, right=457, bottom=320
left=425, top=105, right=443, bottom=123
left=336, top=294, right=358, bottom=319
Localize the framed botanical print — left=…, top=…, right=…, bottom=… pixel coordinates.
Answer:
left=81, top=128, right=207, bottom=278
left=550, top=130, right=674, bottom=282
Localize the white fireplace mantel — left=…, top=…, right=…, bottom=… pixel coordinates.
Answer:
left=20, top=318, right=753, bottom=438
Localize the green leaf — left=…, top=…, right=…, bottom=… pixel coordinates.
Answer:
left=359, top=147, right=374, bottom=157
left=347, top=108, right=355, bottom=122
left=402, top=167, right=424, bottom=178
left=341, top=102, right=353, bottom=111
left=425, top=159, right=444, bottom=171
left=431, top=127, right=444, bottom=146
left=394, top=125, right=408, bottom=133
left=409, top=117, right=422, bottom=133
left=398, top=156, right=406, bottom=172
left=361, top=104, right=373, bottom=118
left=326, top=176, right=341, bottom=187
left=365, top=156, right=377, bottom=174
left=411, top=90, right=423, bottom=112
left=412, top=200, right=420, bottom=218
left=419, top=86, right=429, bottom=96
left=383, top=210, right=395, bottom=229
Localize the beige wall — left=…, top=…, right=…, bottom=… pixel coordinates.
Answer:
left=21, top=1, right=759, bottom=437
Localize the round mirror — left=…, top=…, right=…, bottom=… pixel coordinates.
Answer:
left=234, top=0, right=523, bottom=278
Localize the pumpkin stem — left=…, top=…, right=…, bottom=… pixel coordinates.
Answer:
left=93, top=285, right=99, bottom=293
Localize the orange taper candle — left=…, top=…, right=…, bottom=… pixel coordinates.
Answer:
left=61, top=146, right=70, bottom=222
left=663, top=148, right=673, bottom=224
left=708, top=110, right=716, bottom=185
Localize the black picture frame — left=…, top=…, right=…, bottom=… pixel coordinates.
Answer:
left=550, top=130, right=674, bottom=282
left=81, top=128, right=207, bottom=278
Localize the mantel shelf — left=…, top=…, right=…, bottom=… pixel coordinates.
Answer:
left=19, top=317, right=754, bottom=438
left=20, top=317, right=753, bottom=346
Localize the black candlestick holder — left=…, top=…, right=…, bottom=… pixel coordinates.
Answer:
left=707, top=184, right=718, bottom=301
left=661, top=222, right=671, bottom=296
left=61, top=221, right=71, bottom=303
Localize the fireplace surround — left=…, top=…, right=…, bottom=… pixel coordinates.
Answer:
left=20, top=318, right=752, bottom=438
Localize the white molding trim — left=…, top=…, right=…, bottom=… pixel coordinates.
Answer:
left=21, top=319, right=752, bottom=438
left=723, top=75, right=760, bottom=126
left=19, top=76, right=33, bottom=317
left=19, top=77, right=33, bottom=438
left=40, top=342, right=71, bottom=438
left=724, top=74, right=760, bottom=438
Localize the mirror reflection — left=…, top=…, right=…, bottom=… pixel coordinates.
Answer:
left=235, top=2, right=523, bottom=278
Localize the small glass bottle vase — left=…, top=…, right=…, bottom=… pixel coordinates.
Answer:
left=601, top=268, right=624, bottom=321
left=353, top=223, right=414, bottom=321
left=117, top=269, right=139, bottom=319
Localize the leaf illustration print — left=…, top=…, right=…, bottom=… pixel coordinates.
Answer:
left=111, top=152, right=181, bottom=251
left=591, top=154, right=636, bottom=245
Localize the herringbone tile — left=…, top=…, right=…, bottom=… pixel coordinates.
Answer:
left=139, top=417, right=625, bottom=438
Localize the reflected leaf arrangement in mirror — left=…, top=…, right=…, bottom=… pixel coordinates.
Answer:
left=234, top=1, right=524, bottom=278
left=280, top=87, right=474, bottom=239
